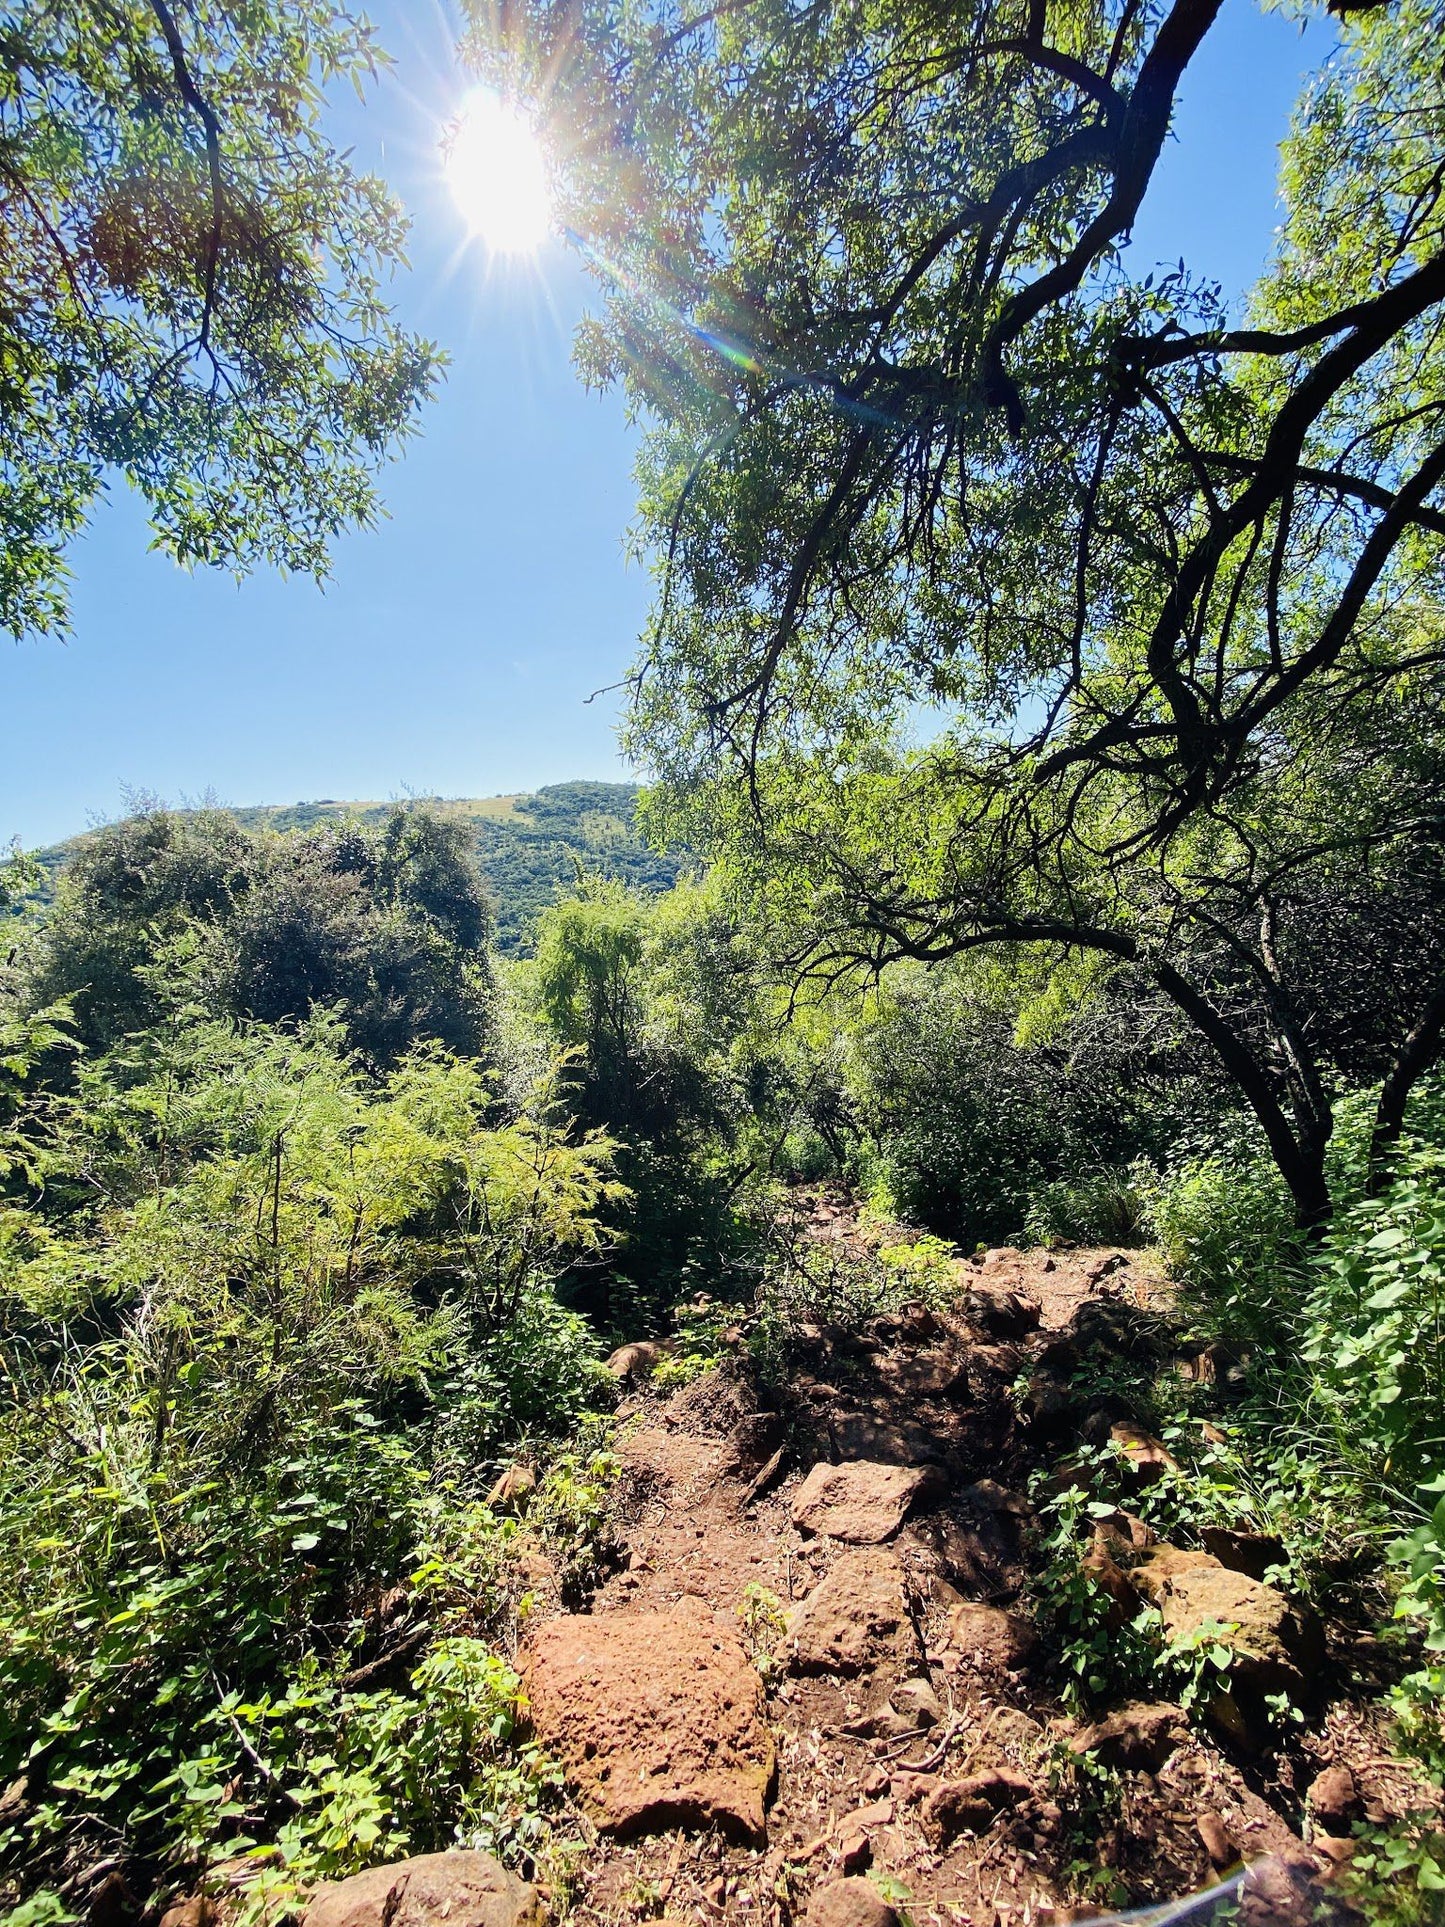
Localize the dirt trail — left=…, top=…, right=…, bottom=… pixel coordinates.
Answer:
left=508, top=1240, right=1419, bottom=1927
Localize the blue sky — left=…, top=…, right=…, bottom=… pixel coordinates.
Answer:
left=2, top=0, right=1328, bottom=849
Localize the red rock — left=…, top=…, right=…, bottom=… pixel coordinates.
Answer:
left=805, top=1878, right=900, bottom=1927
left=946, top=1600, right=1038, bottom=1669
left=486, top=1463, right=536, bottom=1511
left=1080, top=1527, right=1143, bottom=1629
left=959, top=1478, right=1033, bottom=1519
left=924, top=1767, right=1032, bottom=1840
left=790, top=1459, right=943, bottom=1543
left=1133, top=1545, right=1324, bottom=1700
left=784, top=1547, right=920, bottom=1675
left=521, top=1610, right=774, bottom=1840
left=963, top=1287, right=1041, bottom=1337
left=159, top=1902, right=217, bottom=1927
left=1196, top=1810, right=1237, bottom=1870
left=838, top=1832, right=872, bottom=1874
left=1069, top=1702, right=1187, bottom=1772
left=301, top=1853, right=541, bottom=1927
left=1108, top=1422, right=1178, bottom=1485
left=604, top=1341, right=672, bottom=1383
left=1306, top=1763, right=1363, bottom=1833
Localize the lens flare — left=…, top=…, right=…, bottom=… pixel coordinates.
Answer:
left=446, top=90, right=550, bottom=254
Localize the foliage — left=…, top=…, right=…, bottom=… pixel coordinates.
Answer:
left=238, top=784, right=685, bottom=957
left=489, top=0, right=1445, bottom=1230
left=19, top=803, right=496, bottom=1065
left=0, top=976, right=621, bottom=1901
left=1306, top=1139, right=1445, bottom=1486
left=0, top=0, right=438, bottom=639
left=523, top=877, right=798, bottom=1322
left=1142, top=1143, right=1306, bottom=1347
left=845, top=956, right=1189, bottom=1248
left=1022, top=1168, right=1148, bottom=1251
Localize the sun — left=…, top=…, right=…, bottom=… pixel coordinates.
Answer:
left=446, top=90, right=551, bottom=255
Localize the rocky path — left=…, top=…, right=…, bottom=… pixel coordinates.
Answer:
left=296, top=1243, right=1431, bottom=1927
left=497, top=1245, right=1409, bottom=1927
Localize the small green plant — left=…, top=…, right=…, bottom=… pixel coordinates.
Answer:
left=652, top=1293, right=735, bottom=1389
left=1345, top=1814, right=1445, bottom=1924
left=875, top=1233, right=959, bottom=1306
left=1159, top=1616, right=1238, bottom=1718
left=1042, top=1742, right=1128, bottom=1911
left=736, top=1582, right=787, bottom=1676
left=1028, top=1483, right=1163, bottom=1713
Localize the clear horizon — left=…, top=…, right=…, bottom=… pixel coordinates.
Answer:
left=2, top=0, right=1329, bottom=850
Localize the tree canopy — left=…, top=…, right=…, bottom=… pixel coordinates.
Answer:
left=487, top=0, right=1445, bottom=1221
left=23, top=804, right=496, bottom=1066
left=0, top=1, right=439, bottom=638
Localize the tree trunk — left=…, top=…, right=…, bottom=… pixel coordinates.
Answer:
left=1368, top=977, right=1445, bottom=1188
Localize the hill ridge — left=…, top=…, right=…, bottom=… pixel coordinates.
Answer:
left=27, top=780, right=686, bottom=954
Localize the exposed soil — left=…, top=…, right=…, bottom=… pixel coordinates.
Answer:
left=509, top=1230, right=1437, bottom=1927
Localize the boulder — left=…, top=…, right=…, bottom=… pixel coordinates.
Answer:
left=962, top=1287, right=1041, bottom=1338
left=959, top=1478, right=1033, bottom=1520
left=159, top=1903, right=217, bottom=1927
left=969, top=1343, right=1026, bottom=1380
left=1107, top=1423, right=1178, bottom=1487
left=521, top=1611, right=774, bottom=1840
left=790, top=1459, right=943, bottom=1543
left=1024, top=1371, right=1076, bottom=1435
left=884, top=1349, right=969, bottom=1400
left=1068, top=1300, right=1165, bottom=1358
left=302, top=1854, right=542, bottom=1927
left=947, top=1600, right=1038, bottom=1670
left=784, top=1547, right=921, bottom=1676
left=1068, top=1702, right=1187, bottom=1773
left=888, top=1677, right=943, bottom=1728
left=829, top=1411, right=941, bottom=1467
left=1132, top=1545, right=1323, bottom=1699
left=605, top=1341, right=672, bottom=1384
left=486, top=1463, right=536, bottom=1512
left=924, top=1768, right=1033, bottom=1841
left=805, top=1879, right=900, bottom=1927
left=1306, top=1764, right=1363, bottom=1834
left=1079, top=1526, right=1143, bottom=1630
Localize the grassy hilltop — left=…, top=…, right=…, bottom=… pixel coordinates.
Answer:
left=29, top=781, right=685, bottom=954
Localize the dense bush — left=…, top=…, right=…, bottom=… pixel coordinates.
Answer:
left=521, top=879, right=795, bottom=1326
left=21, top=804, right=495, bottom=1066
left=0, top=974, right=620, bottom=1904
left=847, top=960, right=1194, bottom=1249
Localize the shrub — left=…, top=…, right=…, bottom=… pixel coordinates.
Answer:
left=1306, top=1143, right=1445, bottom=1486
left=1141, top=1143, right=1304, bottom=1346
left=0, top=989, right=620, bottom=1903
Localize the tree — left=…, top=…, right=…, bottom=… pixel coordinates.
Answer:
left=487, top=0, right=1445, bottom=1223
left=0, top=1, right=439, bottom=638
left=23, top=804, right=496, bottom=1065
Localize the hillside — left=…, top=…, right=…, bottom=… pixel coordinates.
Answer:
left=27, top=781, right=687, bottom=953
